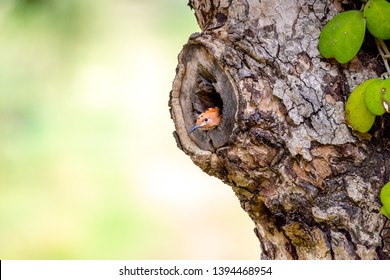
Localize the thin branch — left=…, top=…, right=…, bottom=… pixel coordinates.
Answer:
left=376, top=38, right=390, bottom=78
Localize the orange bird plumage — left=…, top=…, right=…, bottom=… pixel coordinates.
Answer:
left=189, top=107, right=221, bottom=134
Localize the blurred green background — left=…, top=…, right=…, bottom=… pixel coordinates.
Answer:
left=0, top=0, right=258, bottom=259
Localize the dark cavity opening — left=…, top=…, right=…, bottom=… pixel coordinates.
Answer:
left=192, top=66, right=223, bottom=115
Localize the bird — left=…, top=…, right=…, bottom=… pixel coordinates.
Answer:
left=189, top=107, right=221, bottom=134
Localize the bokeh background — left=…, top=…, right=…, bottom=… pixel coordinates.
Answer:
left=0, top=0, right=258, bottom=259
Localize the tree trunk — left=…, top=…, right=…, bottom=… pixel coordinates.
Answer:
left=169, top=0, right=390, bottom=259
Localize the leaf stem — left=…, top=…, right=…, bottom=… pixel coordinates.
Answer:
left=376, top=38, right=390, bottom=79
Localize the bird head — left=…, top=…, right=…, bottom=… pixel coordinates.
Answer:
left=189, top=107, right=221, bottom=134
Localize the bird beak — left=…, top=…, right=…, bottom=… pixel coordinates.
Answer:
left=189, top=124, right=200, bottom=134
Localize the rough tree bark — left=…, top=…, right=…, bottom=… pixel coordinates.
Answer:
left=169, top=0, right=390, bottom=259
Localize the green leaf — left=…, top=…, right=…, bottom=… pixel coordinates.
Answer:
left=345, top=78, right=378, bottom=133
left=364, top=0, right=390, bottom=40
left=383, top=79, right=390, bottom=113
left=319, top=10, right=366, bottom=64
left=380, top=182, right=390, bottom=219
left=364, top=79, right=390, bottom=115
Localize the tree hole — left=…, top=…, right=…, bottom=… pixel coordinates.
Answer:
left=176, top=43, right=238, bottom=151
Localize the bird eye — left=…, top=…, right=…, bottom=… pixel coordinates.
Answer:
left=204, top=118, right=208, bottom=122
